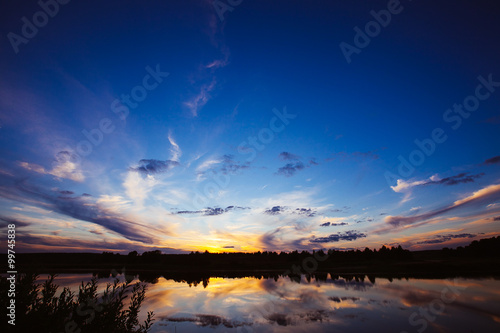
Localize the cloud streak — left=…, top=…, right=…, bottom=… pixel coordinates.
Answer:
left=416, top=233, right=477, bottom=245
left=19, top=151, right=84, bottom=182
left=484, top=155, right=500, bottom=165
left=184, top=79, right=216, bottom=117
left=379, top=183, right=500, bottom=233
left=310, top=230, right=367, bottom=243
left=391, top=172, right=484, bottom=193
left=0, top=174, right=161, bottom=243
left=174, top=206, right=249, bottom=216
left=168, top=132, right=182, bottom=162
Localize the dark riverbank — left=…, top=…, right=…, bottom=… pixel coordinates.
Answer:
left=4, top=236, right=500, bottom=284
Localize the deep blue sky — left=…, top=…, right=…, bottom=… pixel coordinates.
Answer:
left=1, top=0, right=500, bottom=253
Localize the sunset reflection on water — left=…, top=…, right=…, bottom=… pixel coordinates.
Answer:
left=49, top=274, right=500, bottom=333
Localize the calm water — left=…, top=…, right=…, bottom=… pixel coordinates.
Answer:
left=46, top=273, right=500, bottom=333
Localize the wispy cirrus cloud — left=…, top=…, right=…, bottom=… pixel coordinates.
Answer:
left=19, top=151, right=84, bottom=182
left=196, top=154, right=250, bottom=180
left=168, top=131, right=182, bottom=162
left=15, top=233, right=186, bottom=254
left=0, top=179, right=160, bottom=243
left=378, top=183, right=500, bottom=233
left=185, top=79, right=216, bottom=117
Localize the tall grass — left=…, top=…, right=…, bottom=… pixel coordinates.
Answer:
left=0, top=273, right=154, bottom=332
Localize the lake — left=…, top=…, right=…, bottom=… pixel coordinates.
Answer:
left=45, top=273, right=500, bottom=333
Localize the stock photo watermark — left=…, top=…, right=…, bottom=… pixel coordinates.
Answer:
left=6, top=223, right=17, bottom=326
left=401, top=279, right=467, bottom=333
left=64, top=64, right=169, bottom=164
left=236, top=249, right=330, bottom=333
left=339, top=0, right=411, bottom=64
left=7, top=0, right=72, bottom=54
left=385, top=73, right=499, bottom=186
left=190, top=106, right=296, bottom=209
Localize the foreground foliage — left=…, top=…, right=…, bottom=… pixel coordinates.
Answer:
left=0, top=274, right=154, bottom=333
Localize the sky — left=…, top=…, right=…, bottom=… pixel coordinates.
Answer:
left=1, top=0, right=499, bottom=254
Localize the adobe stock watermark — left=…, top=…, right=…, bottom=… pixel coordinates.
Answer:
left=400, top=279, right=467, bottom=333
left=236, top=249, right=330, bottom=333
left=212, top=0, right=243, bottom=22
left=191, top=106, right=296, bottom=209
left=62, top=64, right=169, bottom=165
left=385, top=74, right=499, bottom=187
left=339, top=0, right=411, bottom=64
left=7, top=0, right=72, bottom=54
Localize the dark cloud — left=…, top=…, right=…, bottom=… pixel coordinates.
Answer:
left=484, top=156, right=500, bottom=165
left=309, top=159, right=319, bottom=166
left=355, top=217, right=374, bottom=224
left=222, top=245, right=234, bottom=249
left=59, top=190, right=74, bottom=195
left=320, top=222, right=348, bottom=227
left=276, top=152, right=318, bottom=177
left=175, top=206, right=249, bottom=216
left=262, top=206, right=317, bottom=217
left=294, top=208, right=316, bottom=217
left=265, top=313, right=290, bottom=326
left=310, top=230, right=367, bottom=243
left=494, top=216, right=500, bottom=221
left=204, top=207, right=225, bottom=216
left=82, top=193, right=92, bottom=197
left=129, top=159, right=179, bottom=176
left=279, top=152, right=300, bottom=161
left=161, top=314, right=251, bottom=329
left=329, top=296, right=360, bottom=303
left=0, top=216, right=31, bottom=228
left=264, top=206, right=284, bottom=215
left=219, top=154, right=250, bottom=175
left=329, top=278, right=374, bottom=291
left=425, top=173, right=484, bottom=186
left=276, top=162, right=305, bottom=177
left=330, top=206, right=350, bottom=213
left=416, top=233, right=477, bottom=245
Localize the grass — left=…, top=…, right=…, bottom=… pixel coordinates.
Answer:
left=0, top=273, right=154, bottom=333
